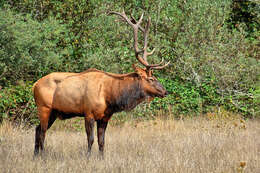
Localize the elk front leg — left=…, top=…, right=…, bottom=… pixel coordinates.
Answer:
left=97, top=120, right=108, bottom=156
left=85, top=116, right=95, bottom=157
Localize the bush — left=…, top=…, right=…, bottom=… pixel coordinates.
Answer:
left=227, top=0, right=260, bottom=40
left=155, top=0, right=259, bottom=117
left=0, top=81, right=38, bottom=125
left=0, top=8, right=72, bottom=86
left=0, top=0, right=259, bottom=121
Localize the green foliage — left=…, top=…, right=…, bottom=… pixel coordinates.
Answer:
left=227, top=0, right=260, bottom=40
left=149, top=77, right=259, bottom=118
left=0, top=81, right=37, bottom=124
left=0, top=8, right=73, bottom=86
left=142, top=77, right=218, bottom=116
left=0, top=0, right=259, bottom=122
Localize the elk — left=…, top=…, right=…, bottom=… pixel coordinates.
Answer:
left=33, top=11, right=170, bottom=156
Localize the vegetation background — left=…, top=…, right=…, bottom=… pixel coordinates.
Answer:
left=0, top=0, right=259, bottom=124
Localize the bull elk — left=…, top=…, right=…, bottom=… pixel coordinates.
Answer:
left=33, top=11, right=170, bottom=156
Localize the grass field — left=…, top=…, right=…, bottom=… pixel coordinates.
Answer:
left=0, top=114, right=259, bottom=173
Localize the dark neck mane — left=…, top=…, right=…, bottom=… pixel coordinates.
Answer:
left=107, top=78, right=146, bottom=113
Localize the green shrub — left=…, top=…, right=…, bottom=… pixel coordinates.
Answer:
left=152, top=77, right=259, bottom=118
left=0, top=0, right=259, bottom=121
left=0, top=81, right=38, bottom=125
left=227, top=0, right=260, bottom=40
left=0, top=8, right=72, bottom=86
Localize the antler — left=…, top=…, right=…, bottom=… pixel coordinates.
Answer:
left=109, top=10, right=170, bottom=70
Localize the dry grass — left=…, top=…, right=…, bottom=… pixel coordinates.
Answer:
left=0, top=115, right=259, bottom=173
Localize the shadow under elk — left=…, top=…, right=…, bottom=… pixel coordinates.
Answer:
left=33, top=10, right=170, bottom=157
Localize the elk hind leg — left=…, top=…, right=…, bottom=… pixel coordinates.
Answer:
left=85, top=116, right=95, bottom=157
left=34, top=107, right=55, bottom=155
left=34, top=124, right=41, bottom=155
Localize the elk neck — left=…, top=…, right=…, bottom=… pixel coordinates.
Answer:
left=106, top=75, right=146, bottom=113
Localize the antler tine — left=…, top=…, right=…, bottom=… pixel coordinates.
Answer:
left=142, top=17, right=152, bottom=63
left=147, top=48, right=155, bottom=55
left=143, top=17, right=151, bottom=48
left=138, top=16, right=170, bottom=70
left=130, top=14, right=145, bottom=32
left=151, top=61, right=170, bottom=70
left=136, top=12, right=144, bottom=25
left=145, top=58, right=165, bottom=68
left=109, top=10, right=133, bottom=27
left=141, top=17, right=167, bottom=69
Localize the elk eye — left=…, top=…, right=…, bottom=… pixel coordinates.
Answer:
left=147, top=77, right=154, bottom=82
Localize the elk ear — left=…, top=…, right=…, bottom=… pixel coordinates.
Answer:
left=132, top=64, right=141, bottom=73
left=132, top=64, right=138, bottom=71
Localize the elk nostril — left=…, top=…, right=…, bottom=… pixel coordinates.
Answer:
left=165, top=91, right=169, bottom=96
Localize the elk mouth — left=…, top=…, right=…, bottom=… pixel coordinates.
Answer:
left=150, top=90, right=168, bottom=98
left=158, top=90, right=169, bottom=98
left=158, top=94, right=166, bottom=98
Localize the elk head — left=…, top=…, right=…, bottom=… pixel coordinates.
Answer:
left=109, top=10, right=170, bottom=98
